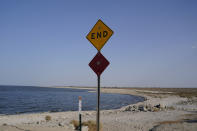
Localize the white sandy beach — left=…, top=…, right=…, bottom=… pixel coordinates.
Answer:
left=0, top=87, right=197, bottom=131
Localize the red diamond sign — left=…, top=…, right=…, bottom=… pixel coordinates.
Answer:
left=89, top=52, right=110, bottom=76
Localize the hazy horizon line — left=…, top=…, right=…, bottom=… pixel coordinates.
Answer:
left=0, top=84, right=197, bottom=88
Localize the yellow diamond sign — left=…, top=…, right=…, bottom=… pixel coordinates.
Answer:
left=86, top=19, right=113, bottom=51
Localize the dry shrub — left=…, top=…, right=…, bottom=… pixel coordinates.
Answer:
left=70, top=120, right=102, bottom=131
left=83, top=120, right=102, bottom=131
left=2, top=123, right=7, bottom=126
left=152, top=107, right=160, bottom=112
left=83, top=120, right=97, bottom=131
left=45, top=115, right=51, bottom=121
left=166, top=106, right=175, bottom=110
left=70, top=120, right=79, bottom=129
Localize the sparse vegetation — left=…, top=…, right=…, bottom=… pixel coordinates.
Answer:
left=70, top=120, right=79, bottom=129
left=70, top=120, right=102, bottom=131
left=45, top=115, right=51, bottom=121
left=166, top=106, right=175, bottom=110
left=158, top=120, right=183, bottom=125
left=2, top=123, right=7, bottom=126
left=129, top=88, right=197, bottom=98
left=83, top=120, right=102, bottom=131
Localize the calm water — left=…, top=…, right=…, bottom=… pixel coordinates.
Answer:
left=0, top=86, right=144, bottom=115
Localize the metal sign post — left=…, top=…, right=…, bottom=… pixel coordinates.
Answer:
left=97, top=75, right=100, bottom=131
left=86, top=19, right=113, bottom=131
left=89, top=52, right=109, bottom=131
left=79, top=96, right=82, bottom=131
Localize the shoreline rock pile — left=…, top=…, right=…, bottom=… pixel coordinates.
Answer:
left=124, top=104, right=166, bottom=112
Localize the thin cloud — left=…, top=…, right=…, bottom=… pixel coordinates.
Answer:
left=192, top=46, right=196, bottom=49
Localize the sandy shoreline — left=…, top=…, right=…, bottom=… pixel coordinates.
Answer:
left=0, top=87, right=197, bottom=131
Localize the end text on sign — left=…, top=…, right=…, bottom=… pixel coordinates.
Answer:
left=91, top=31, right=108, bottom=39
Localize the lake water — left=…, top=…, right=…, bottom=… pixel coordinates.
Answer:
left=0, top=86, right=145, bottom=115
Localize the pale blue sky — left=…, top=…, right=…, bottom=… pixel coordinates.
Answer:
left=0, top=0, right=197, bottom=87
